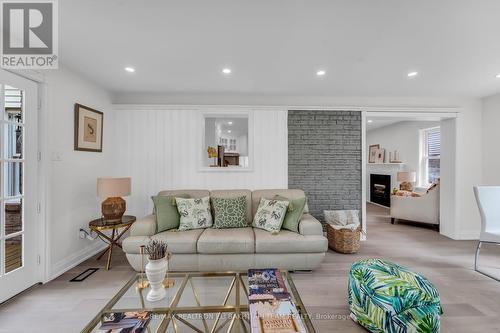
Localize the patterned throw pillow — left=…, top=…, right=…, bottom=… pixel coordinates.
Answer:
left=212, top=196, right=247, bottom=229
left=175, top=196, right=213, bottom=231
left=252, top=198, right=289, bottom=233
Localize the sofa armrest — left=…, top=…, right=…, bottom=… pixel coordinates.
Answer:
left=299, top=214, right=324, bottom=236
left=130, top=214, right=156, bottom=237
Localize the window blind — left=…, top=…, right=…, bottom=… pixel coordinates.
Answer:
left=427, top=129, right=441, bottom=157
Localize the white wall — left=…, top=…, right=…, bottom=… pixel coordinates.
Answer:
left=112, top=95, right=482, bottom=240
left=367, top=121, right=440, bottom=186
left=111, top=106, right=288, bottom=218
left=43, top=66, right=114, bottom=279
left=482, top=92, right=500, bottom=185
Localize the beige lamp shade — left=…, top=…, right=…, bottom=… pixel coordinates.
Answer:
left=397, top=171, right=416, bottom=183
left=97, top=177, right=131, bottom=199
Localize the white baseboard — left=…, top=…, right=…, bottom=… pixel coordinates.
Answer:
left=48, top=242, right=107, bottom=282
left=457, top=230, right=480, bottom=240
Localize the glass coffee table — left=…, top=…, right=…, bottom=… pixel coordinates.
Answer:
left=82, top=271, right=315, bottom=333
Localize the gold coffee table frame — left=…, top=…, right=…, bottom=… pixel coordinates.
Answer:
left=81, top=271, right=316, bottom=333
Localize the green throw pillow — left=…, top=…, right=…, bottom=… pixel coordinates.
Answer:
left=212, top=196, right=247, bottom=228
left=252, top=198, right=289, bottom=234
left=275, top=195, right=306, bottom=233
left=151, top=194, right=189, bottom=232
left=176, top=196, right=213, bottom=231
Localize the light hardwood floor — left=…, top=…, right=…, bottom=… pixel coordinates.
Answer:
left=0, top=203, right=499, bottom=333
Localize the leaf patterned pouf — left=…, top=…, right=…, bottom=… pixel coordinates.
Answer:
left=348, top=258, right=443, bottom=333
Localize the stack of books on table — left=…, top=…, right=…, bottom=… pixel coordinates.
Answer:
left=248, top=269, right=307, bottom=333
left=98, top=311, right=151, bottom=333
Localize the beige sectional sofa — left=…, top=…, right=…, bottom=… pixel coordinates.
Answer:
left=122, top=189, right=328, bottom=271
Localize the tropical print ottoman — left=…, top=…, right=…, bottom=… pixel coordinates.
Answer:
left=348, top=258, right=443, bottom=333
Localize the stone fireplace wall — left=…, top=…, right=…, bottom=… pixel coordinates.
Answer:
left=288, top=110, right=362, bottom=222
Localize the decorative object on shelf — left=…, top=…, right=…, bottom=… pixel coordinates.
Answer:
left=145, top=240, right=169, bottom=302
left=374, top=148, right=385, bottom=164
left=389, top=150, right=402, bottom=163
left=89, top=215, right=136, bottom=270
left=368, top=144, right=380, bottom=163
left=217, top=145, right=225, bottom=167
left=74, top=103, right=103, bottom=152
left=207, top=146, right=218, bottom=167
left=136, top=245, right=149, bottom=291
left=97, top=177, right=131, bottom=222
left=397, top=171, right=416, bottom=191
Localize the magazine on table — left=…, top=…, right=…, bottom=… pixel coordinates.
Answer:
left=248, top=268, right=307, bottom=333
left=248, top=268, right=287, bottom=300
left=97, top=311, right=151, bottom=333
left=249, top=298, right=307, bottom=333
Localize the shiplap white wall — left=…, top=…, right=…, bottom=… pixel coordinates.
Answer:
left=112, top=106, right=288, bottom=217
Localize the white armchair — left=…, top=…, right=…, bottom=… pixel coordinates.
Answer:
left=390, top=185, right=440, bottom=227
left=473, top=186, right=500, bottom=282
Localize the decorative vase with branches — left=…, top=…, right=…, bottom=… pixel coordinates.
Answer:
left=145, top=240, right=168, bottom=302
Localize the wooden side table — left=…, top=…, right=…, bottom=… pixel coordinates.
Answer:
left=89, top=215, right=136, bottom=270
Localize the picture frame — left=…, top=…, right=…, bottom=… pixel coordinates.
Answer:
left=375, top=148, right=385, bottom=164
left=74, top=103, right=103, bottom=152
left=368, top=144, right=380, bottom=163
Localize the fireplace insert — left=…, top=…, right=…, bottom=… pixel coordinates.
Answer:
left=370, top=174, right=391, bottom=207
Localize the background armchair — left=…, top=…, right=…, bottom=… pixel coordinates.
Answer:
left=390, top=185, right=440, bottom=226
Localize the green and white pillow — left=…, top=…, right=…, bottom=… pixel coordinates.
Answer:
left=175, top=196, right=213, bottom=231
left=212, top=196, right=247, bottom=228
left=252, top=198, right=289, bottom=233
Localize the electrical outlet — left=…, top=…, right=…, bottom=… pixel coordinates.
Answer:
left=79, top=229, right=87, bottom=239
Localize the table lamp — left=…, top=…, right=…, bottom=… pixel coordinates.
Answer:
left=97, top=177, right=131, bottom=222
left=397, top=171, right=416, bottom=191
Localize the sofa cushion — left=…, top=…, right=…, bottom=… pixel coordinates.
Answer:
left=212, top=196, right=247, bottom=228
left=123, top=229, right=205, bottom=254
left=152, top=229, right=205, bottom=254
left=252, top=198, right=289, bottom=233
left=197, top=227, right=255, bottom=254
left=251, top=189, right=306, bottom=217
left=210, top=189, right=252, bottom=225
left=254, top=228, right=328, bottom=253
left=176, top=196, right=213, bottom=231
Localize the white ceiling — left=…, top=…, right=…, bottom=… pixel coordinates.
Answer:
left=60, top=0, right=500, bottom=98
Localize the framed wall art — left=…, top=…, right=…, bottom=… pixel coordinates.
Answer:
left=74, top=103, right=103, bottom=152
left=368, top=144, right=380, bottom=163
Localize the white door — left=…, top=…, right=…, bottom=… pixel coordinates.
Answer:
left=0, top=70, right=38, bottom=302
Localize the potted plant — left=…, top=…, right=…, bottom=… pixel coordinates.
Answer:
left=145, top=240, right=168, bottom=302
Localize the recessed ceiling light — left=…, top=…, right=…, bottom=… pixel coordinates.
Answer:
left=316, top=70, right=326, bottom=76
left=222, top=68, right=232, bottom=74
left=124, top=67, right=135, bottom=73
left=407, top=71, right=418, bottom=78
left=228, top=130, right=232, bottom=133
left=228, top=121, right=233, bottom=125
left=496, top=73, right=500, bottom=79
left=367, top=120, right=373, bottom=123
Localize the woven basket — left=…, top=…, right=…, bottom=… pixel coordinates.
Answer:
left=326, top=224, right=360, bottom=254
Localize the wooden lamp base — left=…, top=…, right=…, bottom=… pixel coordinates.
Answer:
left=102, top=197, right=126, bottom=222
